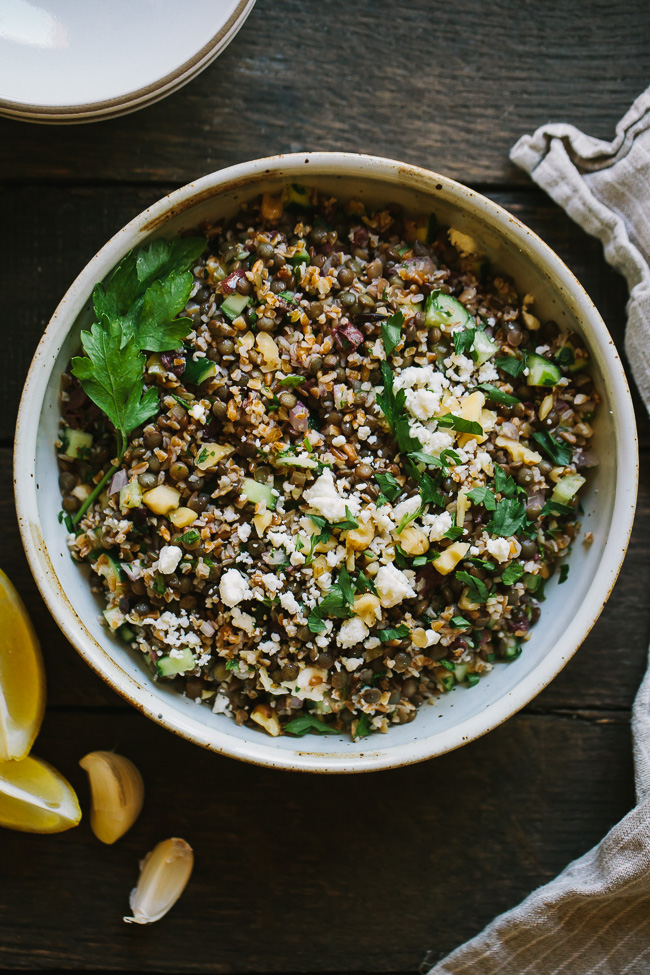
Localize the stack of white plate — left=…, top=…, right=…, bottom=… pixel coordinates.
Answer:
left=0, top=0, right=256, bottom=123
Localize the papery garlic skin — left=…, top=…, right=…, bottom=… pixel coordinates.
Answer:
left=79, top=751, right=144, bottom=845
left=124, top=837, right=194, bottom=925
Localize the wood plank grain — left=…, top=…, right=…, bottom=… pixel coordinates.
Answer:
left=0, top=0, right=648, bottom=186
left=0, top=708, right=634, bottom=972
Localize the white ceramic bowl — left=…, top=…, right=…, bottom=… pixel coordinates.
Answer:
left=14, top=153, right=638, bottom=773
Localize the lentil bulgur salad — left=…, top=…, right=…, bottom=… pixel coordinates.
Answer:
left=57, top=186, right=598, bottom=741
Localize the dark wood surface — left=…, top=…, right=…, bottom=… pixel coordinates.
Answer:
left=1, top=0, right=649, bottom=970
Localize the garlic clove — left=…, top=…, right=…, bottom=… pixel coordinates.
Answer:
left=79, top=750, right=144, bottom=845
left=124, top=837, right=194, bottom=925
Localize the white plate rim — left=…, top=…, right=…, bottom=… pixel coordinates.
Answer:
left=0, top=0, right=255, bottom=120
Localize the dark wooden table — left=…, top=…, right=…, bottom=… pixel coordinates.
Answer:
left=1, top=1, right=649, bottom=970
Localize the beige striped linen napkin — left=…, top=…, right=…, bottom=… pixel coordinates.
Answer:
left=429, top=88, right=650, bottom=975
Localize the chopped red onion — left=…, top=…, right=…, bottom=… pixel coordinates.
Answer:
left=221, top=269, right=246, bottom=294
left=109, top=469, right=128, bottom=495
left=200, top=620, right=216, bottom=637
left=121, top=560, right=142, bottom=581
left=289, top=403, right=310, bottom=432
left=333, top=322, right=365, bottom=350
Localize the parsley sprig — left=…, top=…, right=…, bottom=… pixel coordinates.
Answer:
left=69, top=237, right=206, bottom=524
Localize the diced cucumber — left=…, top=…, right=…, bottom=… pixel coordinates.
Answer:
left=288, top=248, right=310, bottom=267
left=241, top=477, right=277, bottom=510
left=471, top=330, right=499, bottom=366
left=64, top=428, right=93, bottom=459
left=425, top=291, right=472, bottom=331
left=95, top=553, right=125, bottom=594
left=526, top=353, right=561, bottom=387
left=221, top=293, right=250, bottom=320
left=274, top=454, right=319, bottom=469
left=286, top=183, right=312, bottom=208
left=182, top=358, right=217, bottom=385
left=117, top=623, right=136, bottom=643
left=156, top=647, right=196, bottom=678
left=119, top=478, right=143, bottom=512
left=454, top=662, right=469, bottom=683
left=551, top=474, right=586, bottom=504
left=104, top=606, right=126, bottom=630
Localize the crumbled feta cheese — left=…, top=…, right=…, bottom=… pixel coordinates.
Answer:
left=404, top=387, right=441, bottom=421
left=258, top=639, right=279, bottom=656
left=156, top=545, right=183, bottom=575
left=237, top=522, right=252, bottom=543
left=212, top=693, right=231, bottom=715
left=375, top=563, right=417, bottom=607
left=189, top=403, right=207, bottom=423
left=219, top=568, right=251, bottom=607
left=422, top=510, right=453, bottom=541
left=486, top=537, right=511, bottom=563
left=230, top=608, right=256, bottom=635
left=337, top=617, right=369, bottom=648
left=302, top=468, right=360, bottom=522
left=393, top=494, right=421, bottom=523
left=280, top=591, right=301, bottom=615
left=408, top=423, right=454, bottom=456
left=261, top=573, right=283, bottom=593
left=477, top=361, right=499, bottom=383
left=341, top=656, right=364, bottom=671
left=357, top=425, right=372, bottom=440
left=448, top=353, right=475, bottom=383
left=332, top=435, right=346, bottom=447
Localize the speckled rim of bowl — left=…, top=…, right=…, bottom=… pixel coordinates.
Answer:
left=0, top=0, right=256, bottom=124
left=14, top=152, right=638, bottom=773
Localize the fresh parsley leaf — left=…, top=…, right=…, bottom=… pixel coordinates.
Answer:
left=284, top=713, right=339, bottom=736
left=225, top=659, right=241, bottom=671
left=409, top=450, right=445, bottom=469
left=453, top=328, right=476, bottom=355
left=436, top=413, right=484, bottom=436
left=133, top=270, right=195, bottom=352
left=353, top=713, right=372, bottom=739
left=467, top=556, right=496, bottom=571
left=532, top=431, right=572, bottom=466
left=180, top=529, right=200, bottom=545
left=278, top=374, right=305, bottom=387
left=135, top=237, right=207, bottom=292
left=396, top=506, right=422, bottom=534
left=71, top=321, right=159, bottom=452
left=495, top=353, right=527, bottom=378
left=437, top=658, right=456, bottom=671
left=278, top=290, right=298, bottom=304
left=501, top=563, right=524, bottom=585
left=443, top=526, right=465, bottom=541
left=308, top=565, right=355, bottom=631
left=381, top=310, right=404, bottom=357
left=467, top=486, right=496, bottom=510
left=456, top=571, right=490, bottom=603
left=379, top=624, right=410, bottom=641
left=487, top=497, right=528, bottom=537
left=332, top=507, right=359, bottom=532
left=419, top=472, right=445, bottom=508
left=554, top=347, right=574, bottom=368
left=541, top=499, right=574, bottom=518
left=375, top=471, right=402, bottom=503
left=558, top=564, right=570, bottom=584
left=494, top=463, right=521, bottom=499
left=440, top=448, right=462, bottom=466
left=377, top=361, right=422, bottom=455
left=357, top=571, right=378, bottom=596
left=450, top=615, right=471, bottom=628
left=477, top=383, right=520, bottom=406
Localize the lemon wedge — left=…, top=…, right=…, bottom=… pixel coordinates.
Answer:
left=0, top=754, right=81, bottom=833
left=0, top=569, right=45, bottom=761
